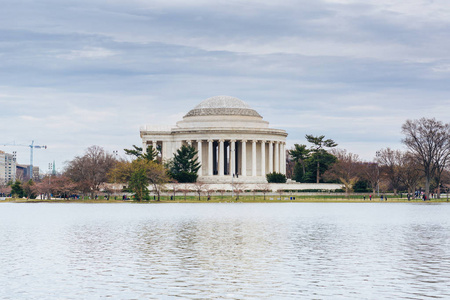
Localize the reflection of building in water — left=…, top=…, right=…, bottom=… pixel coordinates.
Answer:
left=140, top=96, right=288, bottom=183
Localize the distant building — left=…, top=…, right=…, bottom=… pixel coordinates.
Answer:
left=15, top=165, right=27, bottom=181
left=0, top=150, right=16, bottom=184
left=16, top=164, right=40, bottom=181
left=140, top=95, right=288, bottom=183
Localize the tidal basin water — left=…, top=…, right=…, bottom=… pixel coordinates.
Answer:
left=1, top=203, right=450, bottom=299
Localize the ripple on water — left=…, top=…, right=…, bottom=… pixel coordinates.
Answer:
left=0, top=203, right=450, bottom=299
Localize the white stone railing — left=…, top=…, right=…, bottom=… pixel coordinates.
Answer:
left=140, top=125, right=173, bottom=132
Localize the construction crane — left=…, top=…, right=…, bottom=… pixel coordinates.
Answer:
left=1, top=140, right=47, bottom=178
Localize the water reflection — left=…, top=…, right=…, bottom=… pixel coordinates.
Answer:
left=0, top=203, right=449, bottom=299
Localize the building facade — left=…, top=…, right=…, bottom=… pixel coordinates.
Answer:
left=16, top=164, right=40, bottom=181
left=0, top=151, right=16, bottom=184
left=140, top=96, right=288, bottom=183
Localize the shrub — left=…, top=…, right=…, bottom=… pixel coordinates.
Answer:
left=266, top=172, right=287, bottom=183
left=353, top=180, right=370, bottom=193
left=171, top=171, right=198, bottom=183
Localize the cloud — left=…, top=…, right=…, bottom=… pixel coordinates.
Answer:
left=1, top=0, right=449, bottom=169
left=57, top=47, right=118, bottom=60
left=432, top=64, right=450, bottom=73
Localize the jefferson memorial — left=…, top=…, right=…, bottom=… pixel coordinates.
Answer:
left=140, top=96, right=287, bottom=183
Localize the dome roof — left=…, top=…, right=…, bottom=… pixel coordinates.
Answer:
left=185, top=95, right=261, bottom=117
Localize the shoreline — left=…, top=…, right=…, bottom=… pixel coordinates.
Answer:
left=3, top=197, right=449, bottom=204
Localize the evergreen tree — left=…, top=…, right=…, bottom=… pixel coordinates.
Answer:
left=169, top=145, right=201, bottom=183
left=302, top=150, right=337, bottom=183
left=11, top=181, right=24, bottom=198
left=290, top=144, right=310, bottom=182
left=124, top=145, right=158, bottom=162
left=353, top=180, right=370, bottom=193
left=305, top=134, right=338, bottom=183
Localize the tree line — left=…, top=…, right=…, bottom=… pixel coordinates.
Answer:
left=2, top=143, right=202, bottom=201
left=3, top=117, right=449, bottom=201
left=288, top=118, right=450, bottom=199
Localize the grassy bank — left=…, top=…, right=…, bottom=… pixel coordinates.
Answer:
left=3, top=194, right=449, bottom=203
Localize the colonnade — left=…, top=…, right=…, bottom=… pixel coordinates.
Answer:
left=189, top=139, right=286, bottom=177
left=144, top=139, right=286, bottom=177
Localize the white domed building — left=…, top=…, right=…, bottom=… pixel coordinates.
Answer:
left=140, top=96, right=288, bottom=183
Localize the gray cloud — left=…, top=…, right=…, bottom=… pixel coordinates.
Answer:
left=1, top=0, right=449, bottom=171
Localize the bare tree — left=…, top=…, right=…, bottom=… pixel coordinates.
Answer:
left=378, top=180, right=390, bottom=197
left=257, top=183, right=271, bottom=200
left=51, top=175, right=78, bottom=199
left=65, top=146, right=116, bottom=199
left=205, top=185, right=215, bottom=201
left=180, top=184, right=190, bottom=201
left=147, top=164, right=169, bottom=201
left=399, top=152, right=423, bottom=195
left=360, top=162, right=380, bottom=195
left=376, top=148, right=403, bottom=195
left=233, top=182, right=245, bottom=200
left=15, top=172, right=24, bottom=183
left=324, top=149, right=361, bottom=196
left=251, top=187, right=258, bottom=200
left=194, top=182, right=206, bottom=201
left=402, top=118, right=450, bottom=199
left=433, top=146, right=450, bottom=198
left=0, top=183, right=11, bottom=197
left=33, top=180, right=52, bottom=199
left=171, top=185, right=178, bottom=201
left=217, top=189, right=226, bottom=200
left=277, top=189, right=284, bottom=200
left=22, top=180, right=35, bottom=199
left=441, top=170, right=450, bottom=201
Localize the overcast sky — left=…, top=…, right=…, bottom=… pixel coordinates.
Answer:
left=2, top=0, right=450, bottom=173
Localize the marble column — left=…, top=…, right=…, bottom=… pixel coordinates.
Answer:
left=275, top=141, right=280, bottom=173
left=269, top=141, right=273, bottom=173
left=279, top=142, right=283, bottom=174
left=162, top=141, right=167, bottom=161
left=197, top=140, right=202, bottom=176
left=208, top=140, right=213, bottom=176
left=261, top=140, right=266, bottom=176
left=219, top=139, right=224, bottom=176
left=281, top=142, right=286, bottom=174
left=230, top=140, right=236, bottom=176
left=241, top=140, right=247, bottom=176
left=252, top=140, right=257, bottom=176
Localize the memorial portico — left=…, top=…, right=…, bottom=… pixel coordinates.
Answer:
left=140, top=96, right=287, bottom=183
